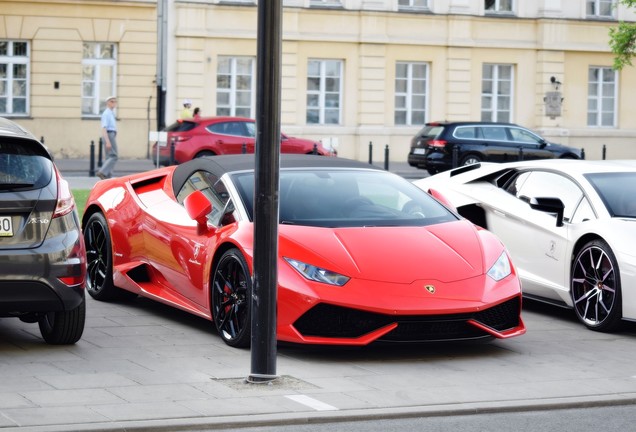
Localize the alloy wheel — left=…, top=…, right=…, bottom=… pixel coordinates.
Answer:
left=212, top=249, right=251, bottom=348
left=571, top=241, right=622, bottom=331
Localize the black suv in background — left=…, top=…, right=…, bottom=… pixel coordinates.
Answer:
left=408, top=121, right=582, bottom=175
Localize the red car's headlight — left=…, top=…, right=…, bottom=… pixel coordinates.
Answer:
left=487, top=251, right=512, bottom=281
left=284, top=257, right=350, bottom=286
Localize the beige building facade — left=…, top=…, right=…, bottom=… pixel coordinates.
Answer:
left=2, top=0, right=636, bottom=162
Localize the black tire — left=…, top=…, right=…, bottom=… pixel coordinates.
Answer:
left=195, top=150, right=215, bottom=159
left=38, top=297, right=86, bottom=344
left=571, top=239, right=622, bottom=332
left=460, top=154, right=482, bottom=166
left=84, top=212, right=136, bottom=301
left=211, top=248, right=251, bottom=348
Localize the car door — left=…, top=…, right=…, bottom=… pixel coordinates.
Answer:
left=480, top=170, right=586, bottom=303
left=507, top=126, right=554, bottom=161
left=172, top=170, right=237, bottom=307
left=137, top=185, right=212, bottom=313
left=477, top=125, right=520, bottom=163
left=207, top=121, right=255, bottom=154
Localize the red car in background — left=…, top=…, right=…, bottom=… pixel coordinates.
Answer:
left=153, top=116, right=335, bottom=165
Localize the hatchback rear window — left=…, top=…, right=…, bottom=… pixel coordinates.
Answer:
left=416, top=125, right=444, bottom=139
left=0, top=141, right=52, bottom=189
left=165, top=121, right=197, bottom=132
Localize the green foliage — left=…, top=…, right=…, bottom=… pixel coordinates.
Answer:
left=610, top=0, right=636, bottom=70
left=72, top=189, right=90, bottom=219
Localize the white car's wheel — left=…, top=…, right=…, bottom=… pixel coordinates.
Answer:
left=571, top=239, right=622, bottom=332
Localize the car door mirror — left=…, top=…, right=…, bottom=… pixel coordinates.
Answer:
left=184, top=190, right=212, bottom=232
left=528, top=196, right=564, bottom=227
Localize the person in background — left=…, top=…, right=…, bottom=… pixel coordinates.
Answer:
left=193, top=107, right=201, bottom=120
left=180, top=99, right=193, bottom=119
left=96, top=95, right=118, bottom=180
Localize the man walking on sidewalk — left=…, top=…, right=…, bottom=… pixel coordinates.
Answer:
left=97, top=95, right=118, bottom=180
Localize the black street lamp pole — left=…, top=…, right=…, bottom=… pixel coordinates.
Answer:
left=249, top=0, right=282, bottom=383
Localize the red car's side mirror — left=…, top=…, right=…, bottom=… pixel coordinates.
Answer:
left=184, top=190, right=212, bottom=231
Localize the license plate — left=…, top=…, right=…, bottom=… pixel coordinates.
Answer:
left=0, top=216, right=13, bottom=237
left=413, top=148, right=426, bottom=155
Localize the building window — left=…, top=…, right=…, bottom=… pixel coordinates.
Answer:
left=216, top=56, right=255, bottom=118
left=306, top=59, right=342, bottom=125
left=588, top=66, right=616, bottom=127
left=481, top=64, right=513, bottom=123
left=0, top=40, right=29, bottom=115
left=395, top=62, right=428, bottom=126
left=398, top=0, right=429, bottom=11
left=586, top=0, right=615, bottom=18
left=82, top=43, right=116, bottom=116
left=309, top=0, right=343, bottom=8
left=485, top=0, right=513, bottom=13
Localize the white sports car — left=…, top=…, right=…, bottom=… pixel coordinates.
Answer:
left=414, top=159, right=636, bottom=332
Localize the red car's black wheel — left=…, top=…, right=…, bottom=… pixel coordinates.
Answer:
left=84, top=213, right=135, bottom=301
left=571, top=239, right=622, bottom=332
left=212, top=248, right=251, bottom=348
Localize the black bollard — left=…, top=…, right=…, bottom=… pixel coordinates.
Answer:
left=170, top=136, right=176, bottom=165
left=312, top=143, right=318, bottom=155
left=368, top=141, right=373, bottom=165
left=89, top=140, right=95, bottom=177
left=98, top=137, right=103, bottom=168
left=602, top=144, right=606, bottom=160
left=452, top=145, right=459, bottom=168
left=242, top=142, right=247, bottom=154
left=581, top=148, right=586, bottom=160
left=519, top=147, right=524, bottom=161
left=384, top=145, right=389, bottom=171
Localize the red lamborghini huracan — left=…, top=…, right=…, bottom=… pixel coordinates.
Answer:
left=82, top=154, right=525, bottom=348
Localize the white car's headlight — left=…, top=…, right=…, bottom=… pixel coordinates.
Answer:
left=284, top=257, right=350, bottom=286
left=487, top=251, right=512, bottom=281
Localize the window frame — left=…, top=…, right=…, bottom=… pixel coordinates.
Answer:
left=485, top=0, right=514, bottom=14
left=81, top=42, right=117, bottom=117
left=0, top=40, right=30, bottom=116
left=587, top=66, right=617, bottom=128
left=216, top=56, right=256, bottom=118
left=481, top=63, right=514, bottom=123
left=398, top=0, right=430, bottom=11
left=586, top=0, right=615, bottom=18
left=306, top=59, right=343, bottom=125
left=309, top=0, right=343, bottom=8
left=394, top=61, right=429, bottom=126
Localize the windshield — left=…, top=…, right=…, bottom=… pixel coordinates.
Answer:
left=232, top=169, right=458, bottom=227
left=586, top=172, right=636, bottom=218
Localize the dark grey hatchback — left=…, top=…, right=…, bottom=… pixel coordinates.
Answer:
left=408, top=121, right=582, bottom=175
left=0, top=117, right=86, bottom=344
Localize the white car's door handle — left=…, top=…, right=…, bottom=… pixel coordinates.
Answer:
left=493, top=209, right=506, bottom=218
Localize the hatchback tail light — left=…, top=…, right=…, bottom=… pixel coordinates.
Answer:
left=427, top=139, right=447, bottom=148
left=53, top=168, right=76, bottom=218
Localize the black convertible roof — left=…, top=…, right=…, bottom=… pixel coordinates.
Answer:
left=172, top=154, right=381, bottom=195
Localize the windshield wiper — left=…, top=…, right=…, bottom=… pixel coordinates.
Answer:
left=0, top=182, right=35, bottom=191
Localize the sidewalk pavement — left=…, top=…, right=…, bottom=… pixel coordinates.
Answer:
left=55, top=157, right=427, bottom=189
left=2, top=299, right=636, bottom=432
